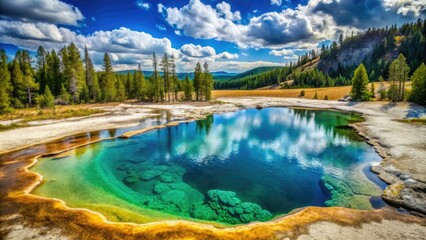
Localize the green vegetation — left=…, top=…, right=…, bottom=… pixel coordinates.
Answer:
left=0, top=106, right=104, bottom=131
left=350, top=64, right=370, bottom=101
left=214, top=67, right=290, bottom=89
left=183, top=76, right=194, bottom=101
left=323, top=19, right=426, bottom=81
left=37, top=86, right=54, bottom=109
left=388, top=54, right=410, bottom=101
left=214, top=19, right=426, bottom=105
left=409, top=63, right=426, bottom=105
left=0, top=50, right=11, bottom=113
left=0, top=44, right=213, bottom=114
left=293, top=68, right=350, bottom=88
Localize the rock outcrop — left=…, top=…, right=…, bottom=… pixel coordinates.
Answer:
left=317, top=34, right=384, bottom=74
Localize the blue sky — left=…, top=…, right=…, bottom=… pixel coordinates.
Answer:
left=0, top=0, right=424, bottom=72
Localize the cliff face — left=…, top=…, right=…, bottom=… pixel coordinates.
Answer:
left=318, top=34, right=385, bottom=74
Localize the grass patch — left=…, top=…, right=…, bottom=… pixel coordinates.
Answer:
left=0, top=122, right=29, bottom=132
left=212, top=82, right=394, bottom=101
left=0, top=104, right=106, bottom=122
left=212, top=86, right=353, bottom=100
left=397, top=118, right=426, bottom=125
left=0, top=104, right=107, bottom=131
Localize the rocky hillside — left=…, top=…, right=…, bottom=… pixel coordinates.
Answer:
left=317, top=33, right=385, bottom=74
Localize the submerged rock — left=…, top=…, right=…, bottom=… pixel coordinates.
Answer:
left=161, top=190, right=188, bottom=205
left=208, top=190, right=241, bottom=206
left=321, top=175, right=374, bottom=210
left=153, top=183, right=171, bottom=194
left=123, top=175, right=139, bottom=184
left=145, top=189, right=191, bottom=214
left=140, top=170, right=162, bottom=181
left=192, top=204, right=218, bottom=220
left=192, top=189, right=273, bottom=224
left=159, top=174, right=178, bottom=183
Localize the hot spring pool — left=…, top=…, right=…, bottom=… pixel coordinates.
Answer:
left=31, top=107, right=385, bottom=225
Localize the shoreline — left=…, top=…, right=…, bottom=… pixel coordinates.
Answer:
left=1, top=97, right=425, bottom=239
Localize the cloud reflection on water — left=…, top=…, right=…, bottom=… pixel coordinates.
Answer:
left=174, top=108, right=355, bottom=176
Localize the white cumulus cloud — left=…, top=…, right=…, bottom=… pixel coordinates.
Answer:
left=383, top=0, right=426, bottom=16
left=180, top=44, right=216, bottom=57
left=0, top=0, right=84, bottom=26
left=271, top=0, right=282, bottom=6
left=136, top=0, right=150, bottom=10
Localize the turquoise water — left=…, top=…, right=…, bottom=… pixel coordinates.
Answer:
left=32, top=108, right=384, bottom=225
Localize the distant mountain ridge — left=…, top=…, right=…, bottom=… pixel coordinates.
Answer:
left=229, top=66, right=285, bottom=80
left=116, top=70, right=237, bottom=80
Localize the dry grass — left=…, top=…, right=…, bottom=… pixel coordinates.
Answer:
left=213, top=86, right=352, bottom=100
left=396, top=118, right=426, bottom=125
left=0, top=103, right=110, bottom=122
left=213, top=82, right=394, bottom=101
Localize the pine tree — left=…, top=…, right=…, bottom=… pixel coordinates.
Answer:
left=126, top=72, right=133, bottom=98
left=351, top=63, right=370, bottom=101
left=61, top=43, right=85, bottom=103
left=160, top=53, right=170, bottom=101
left=79, top=85, right=90, bottom=103
left=388, top=60, right=398, bottom=101
left=134, top=63, right=146, bottom=100
left=21, top=51, right=38, bottom=107
left=397, top=54, right=410, bottom=101
left=150, top=52, right=163, bottom=102
left=370, top=82, right=375, bottom=99
left=59, top=83, right=71, bottom=103
left=100, top=52, right=116, bottom=102
left=183, top=76, right=194, bottom=101
left=116, top=78, right=126, bottom=101
left=193, top=62, right=202, bottom=101
left=313, top=92, right=318, bottom=99
left=46, top=50, right=63, bottom=96
left=84, top=46, right=97, bottom=101
left=203, top=62, right=213, bottom=101
left=388, top=54, right=410, bottom=101
left=409, top=63, right=426, bottom=105
left=170, top=55, right=177, bottom=101
left=324, top=95, right=328, bottom=100
left=38, top=85, right=54, bottom=109
left=339, top=33, right=344, bottom=46
left=0, top=50, right=11, bottom=113
left=10, top=55, right=25, bottom=108
left=36, top=46, right=47, bottom=94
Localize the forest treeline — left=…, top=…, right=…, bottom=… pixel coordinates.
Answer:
left=350, top=53, right=425, bottom=105
left=0, top=44, right=213, bottom=113
left=215, top=19, right=426, bottom=95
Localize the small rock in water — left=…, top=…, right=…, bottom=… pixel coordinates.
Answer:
left=159, top=174, right=177, bottom=183
left=123, top=175, right=139, bottom=184
left=153, top=183, right=171, bottom=194
left=140, top=170, right=162, bottom=181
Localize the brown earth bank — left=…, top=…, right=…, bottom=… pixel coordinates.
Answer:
left=0, top=97, right=425, bottom=239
